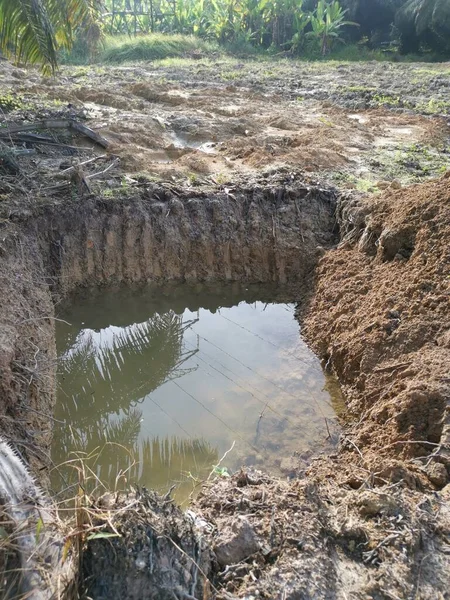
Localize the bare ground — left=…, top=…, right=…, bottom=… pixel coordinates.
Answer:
left=0, top=56, right=449, bottom=599
left=1, top=58, right=450, bottom=201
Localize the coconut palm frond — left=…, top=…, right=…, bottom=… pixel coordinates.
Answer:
left=0, top=0, right=58, bottom=72
left=0, top=0, right=102, bottom=71
left=44, top=0, right=102, bottom=47
left=396, top=0, right=450, bottom=50
left=397, top=0, right=450, bottom=34
left=103, top=408, right=143, bottom=447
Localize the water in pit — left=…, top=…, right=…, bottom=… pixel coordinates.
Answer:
left=52, top=283, right=342, bottom=504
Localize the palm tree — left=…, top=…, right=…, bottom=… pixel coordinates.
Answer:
left=0, top=0, right=102, bottom=72
left=395, top=0, right=450, bottom=53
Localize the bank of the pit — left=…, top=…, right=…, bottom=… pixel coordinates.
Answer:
left=0, top=171, right=449, bottom=600
left=0, top=172, right=338, bottom=598
left=80, top=174, right=450, bottom=600
left=302, top=174, right=450, bottom=489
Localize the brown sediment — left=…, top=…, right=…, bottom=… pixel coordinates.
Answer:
left=303, top=175, right=450, bottom=483
left=0, top=56, right=449, bottom=599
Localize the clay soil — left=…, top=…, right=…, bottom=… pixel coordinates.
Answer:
left=0, top=55, right=449, bottom=599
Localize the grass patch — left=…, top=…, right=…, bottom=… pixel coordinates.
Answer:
left=63, top=32, right=449, bottom=67
left=99, top=33, right=219, bottom=64
left=415, top=98, right=450, bottom=115
left=0, top=93, right=25, bottom=112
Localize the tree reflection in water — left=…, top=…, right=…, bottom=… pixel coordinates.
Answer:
left=52, top=310, right=218, bottom=500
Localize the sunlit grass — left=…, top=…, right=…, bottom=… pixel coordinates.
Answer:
left=100, top=33, right=219, bottom=63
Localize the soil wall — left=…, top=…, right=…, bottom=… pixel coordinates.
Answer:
left=34, top=183, right=337, bottom=295
left=0, top=227, right=55, bottom=471
left=0, top=179, right=338, bottom=470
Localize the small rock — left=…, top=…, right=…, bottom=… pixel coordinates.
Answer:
left=425, top=462, right=448, bottom=488
left=356, top=491, right=398, bottom=517
left=279, top=456, right=298, bottom=476
left=214, top=517, right=259, bottom=567
left=376, top=181, right=390, bottom=190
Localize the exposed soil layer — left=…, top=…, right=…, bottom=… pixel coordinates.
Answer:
left=1, top=59, right=450, bottom=202
left=303, top=176, right=450, bottom=486
left=82, top=489, right=214, bottom=600
left=37, top=174, right=337, bottom=295
left=0, top=57, right=449, bottom=599
left=0, top=233, right=55, bottom=474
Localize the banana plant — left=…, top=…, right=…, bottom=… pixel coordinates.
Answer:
left=307, top=0, right=359, bottom=55
left=290, top=10, right=311, bottom=52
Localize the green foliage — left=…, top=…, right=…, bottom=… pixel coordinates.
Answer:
left=0, top=0, right=102, bottom=72
left=396, top=0, right=450, bottom=53
left=213, top=466, right=231, bottom=477
left=101, top=0, right=356, bottom=54
left=0, top=92, right=24, bottom=112
left=7, top=0, right=449, bottom=68
left=86, top=531, right=121, bottom=540
left=100, top=33, right=217, bottom=63
left=307, top=0, right=359, bottom=55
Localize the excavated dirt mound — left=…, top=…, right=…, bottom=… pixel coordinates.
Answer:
left=303, top=175, right=450, bottom=487
left=193, top=469, right=450, bottom=599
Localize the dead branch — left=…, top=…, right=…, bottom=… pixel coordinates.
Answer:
left=0, top=119, right=110, bottom=149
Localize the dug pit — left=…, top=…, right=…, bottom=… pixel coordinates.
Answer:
left=51, top=282, right=342, bottom=503
left=0, top=59, right=449, bottom=596
left=0, top=172, right=345, bottom=597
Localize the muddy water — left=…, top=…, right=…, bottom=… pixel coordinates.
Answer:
left=52, top=283, right=341, bottom=503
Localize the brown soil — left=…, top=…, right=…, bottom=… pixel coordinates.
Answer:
left=193, top=468, right=450, bottom=599
left=0, top=57, right=450, bottom=599
left=1, top=59, right=449, bottom=199
left=303, top=176, right=450, bottom=486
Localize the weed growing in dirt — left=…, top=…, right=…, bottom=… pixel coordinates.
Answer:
left=0, top=93, right=24, bottom=113
left=333, top=139, right=450, bottom=191
left=341, top=85, right=376, bottom=93
left=373, top=93, right=402, bottom=108
left=331, top=171, right=380, bottom=192
left=415, top=98, right=450, bottom=115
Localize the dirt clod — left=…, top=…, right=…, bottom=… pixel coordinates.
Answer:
left=425, top=462, right=449, bottom=488
left=214, top=517, right=260, bottom=567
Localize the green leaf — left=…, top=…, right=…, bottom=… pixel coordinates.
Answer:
left=87, top=531, right=121, bottom=541
left=35, top=517, right=44, bottom=542
left=0, top=0, right=102, bottom=72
